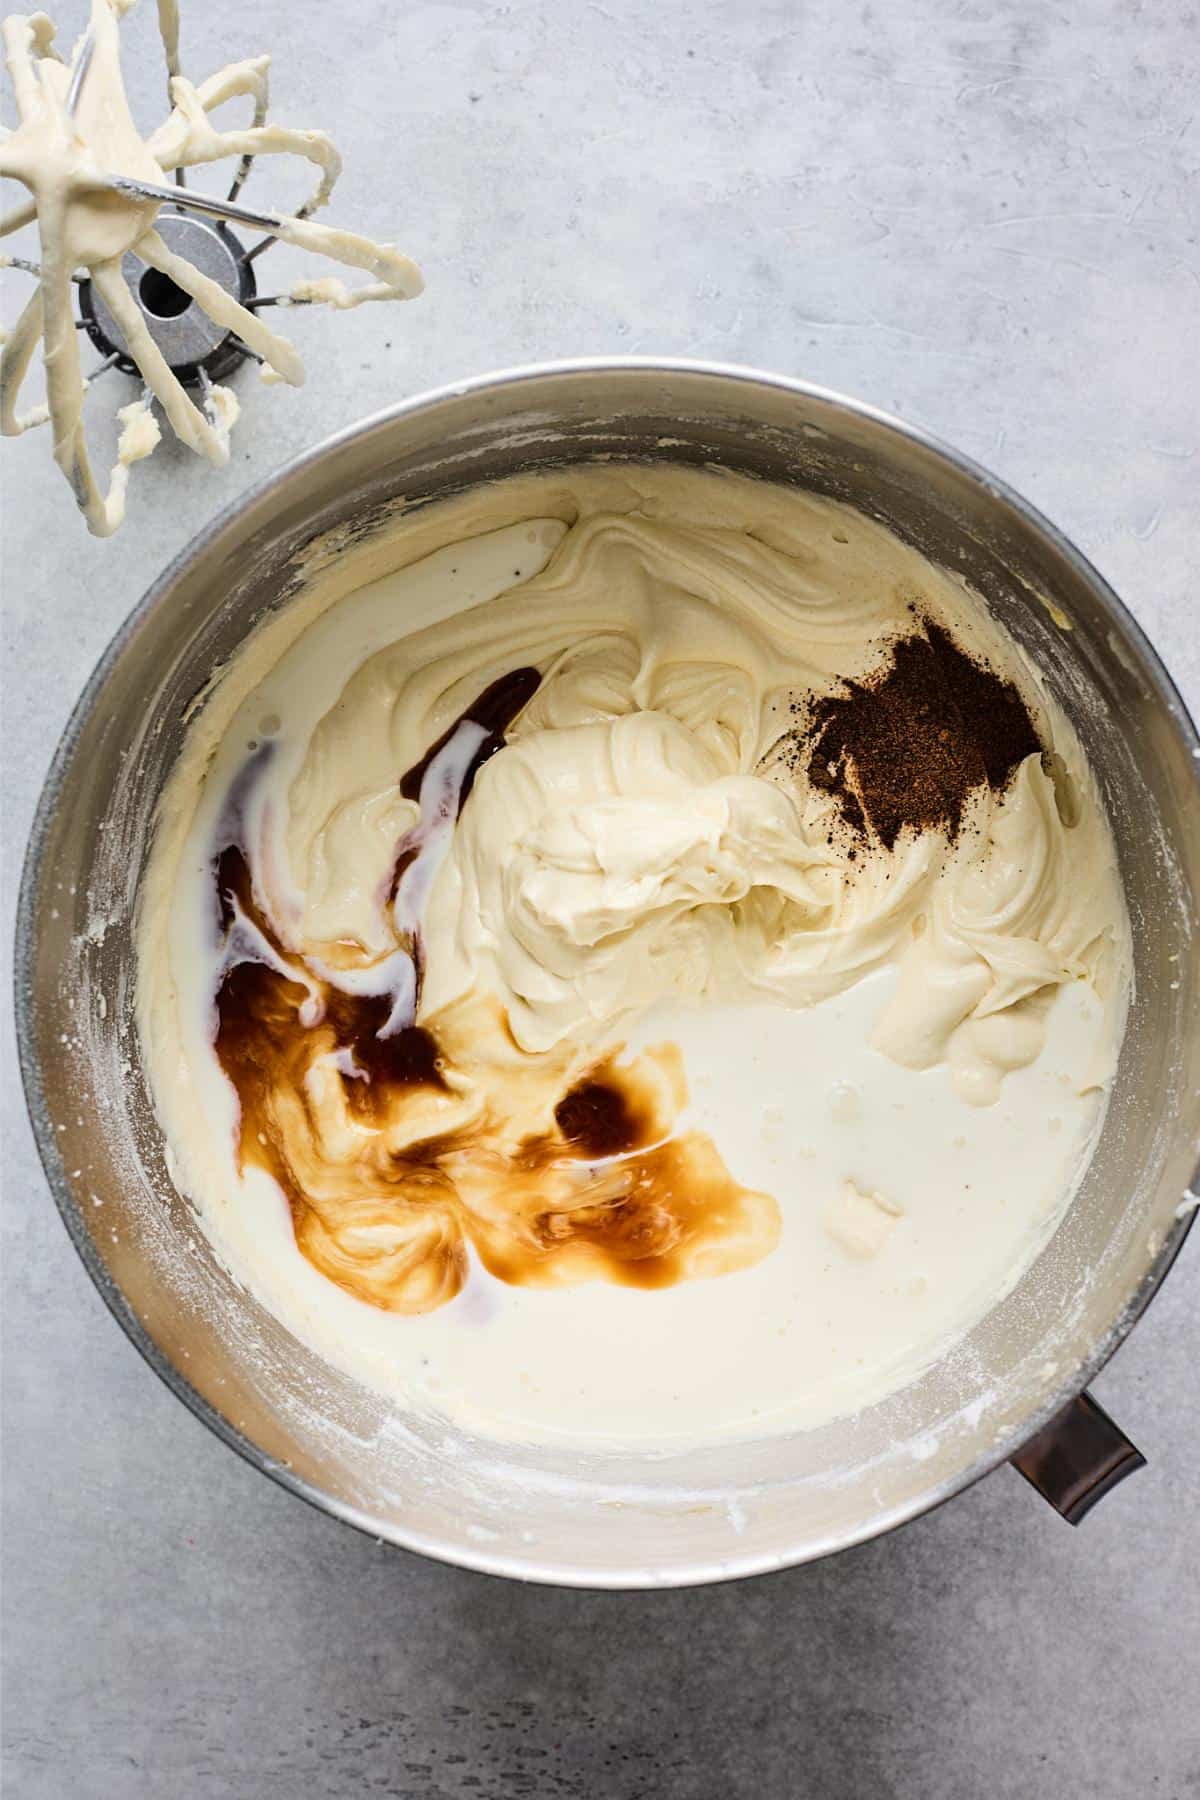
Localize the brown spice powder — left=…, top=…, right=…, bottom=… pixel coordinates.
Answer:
left=807, top=619, right=1041, bottom=848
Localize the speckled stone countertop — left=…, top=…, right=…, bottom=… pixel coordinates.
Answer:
left=2, top=2, right=1197, bottom=1795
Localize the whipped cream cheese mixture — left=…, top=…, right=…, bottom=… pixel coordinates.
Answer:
left=138, top=465, right=1130, bottom=1447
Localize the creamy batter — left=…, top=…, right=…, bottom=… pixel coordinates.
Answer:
left=138, top=465, right=1130, bottom=1448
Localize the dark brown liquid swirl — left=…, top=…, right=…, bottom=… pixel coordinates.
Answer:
left=399, top=666, right=542, bottom=803
left=211, top=673, right=778, bottom=1314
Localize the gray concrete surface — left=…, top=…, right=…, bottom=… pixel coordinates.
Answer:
left=2, top=1, right=1198, bottom=1794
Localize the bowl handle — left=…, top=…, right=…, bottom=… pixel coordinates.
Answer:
left=1010, top=1389, right=1145, bottom=1523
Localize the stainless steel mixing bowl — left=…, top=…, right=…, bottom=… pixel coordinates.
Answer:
left=16, top=360, right=1199, bottom=1587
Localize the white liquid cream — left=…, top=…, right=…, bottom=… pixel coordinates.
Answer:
left=137, top=466, right=1129, bottom=1449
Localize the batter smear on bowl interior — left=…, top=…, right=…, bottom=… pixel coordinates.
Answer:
left=138, top=466, right=1129, bottom=1447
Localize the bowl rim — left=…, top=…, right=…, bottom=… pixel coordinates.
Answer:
left=15, top=355, right=1199, bottom=1588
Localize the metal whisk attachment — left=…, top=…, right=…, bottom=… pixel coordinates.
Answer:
left=64, top=28, right=373, bottom=387
left=0, top=2, right=422, bottom=534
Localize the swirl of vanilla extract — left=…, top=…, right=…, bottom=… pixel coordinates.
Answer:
left=209, top=668, right=780, bottom=1313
